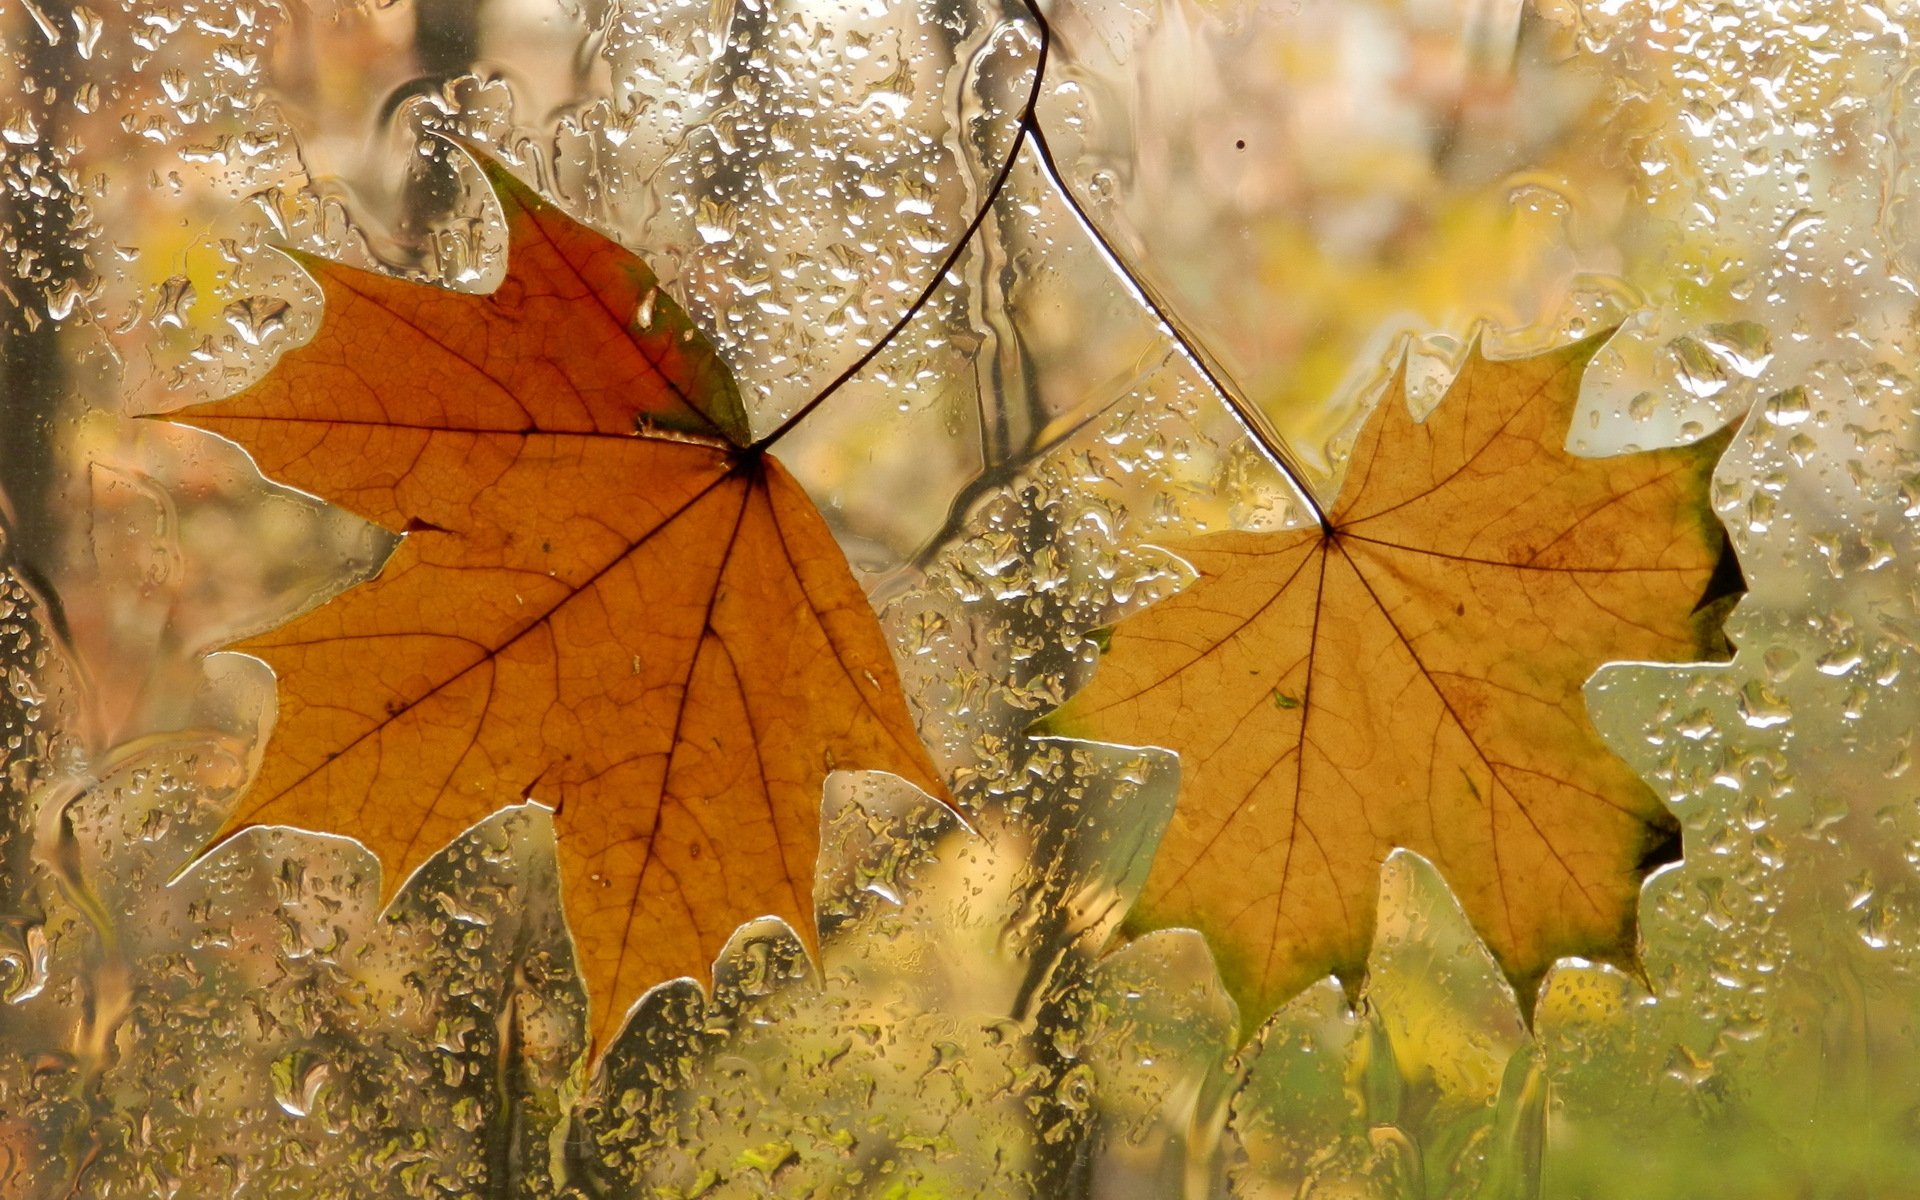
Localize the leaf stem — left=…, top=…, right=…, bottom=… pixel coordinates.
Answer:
left=1019, top=119, right=1331, bottom=533
left=751, top=12, right=1054, bottom=453
left=757, top=0, right=1332, bottom=534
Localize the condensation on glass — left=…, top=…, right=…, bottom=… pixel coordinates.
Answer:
left=1, top=0, right=1915, bottom=1196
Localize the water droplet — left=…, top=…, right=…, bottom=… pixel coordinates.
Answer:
left=0, top=921, right=48, bottom=1004
left=1737, top=681, right=1792, bottom=729
left=71, top=6, right=102, bottom=57
left=1697, top=321, right=1773, bottom=378
left=1668, top=336, right=1729, bottom=398
left=1762, top=387, right=1811, bottom=427
left=153, top=276, right=196, bottom=329
left=2, top=110, right=40, bottom=146
left=223, top=296, right=290, bottom=345
left=270, top=1053, right=332, bottom=1118
left=695, top=196, right=737, bottom=244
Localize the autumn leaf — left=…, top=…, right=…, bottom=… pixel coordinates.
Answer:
left=168, top=151, right=946, bottom=1046
left=1037, top=333, right=1735, bottom=1023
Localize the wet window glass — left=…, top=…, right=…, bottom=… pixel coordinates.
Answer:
left=0, top=0, right=1912, bottom=1195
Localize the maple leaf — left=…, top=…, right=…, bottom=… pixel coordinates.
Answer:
left=168, top=151, right=946, bottom=1046
left=1037, top=333, right=1735, bottom=1022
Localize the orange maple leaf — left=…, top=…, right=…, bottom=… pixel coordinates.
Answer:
left=172, top=152, right=946, bottom=1045
left=1039, top=334, right=1735, bottom=1023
